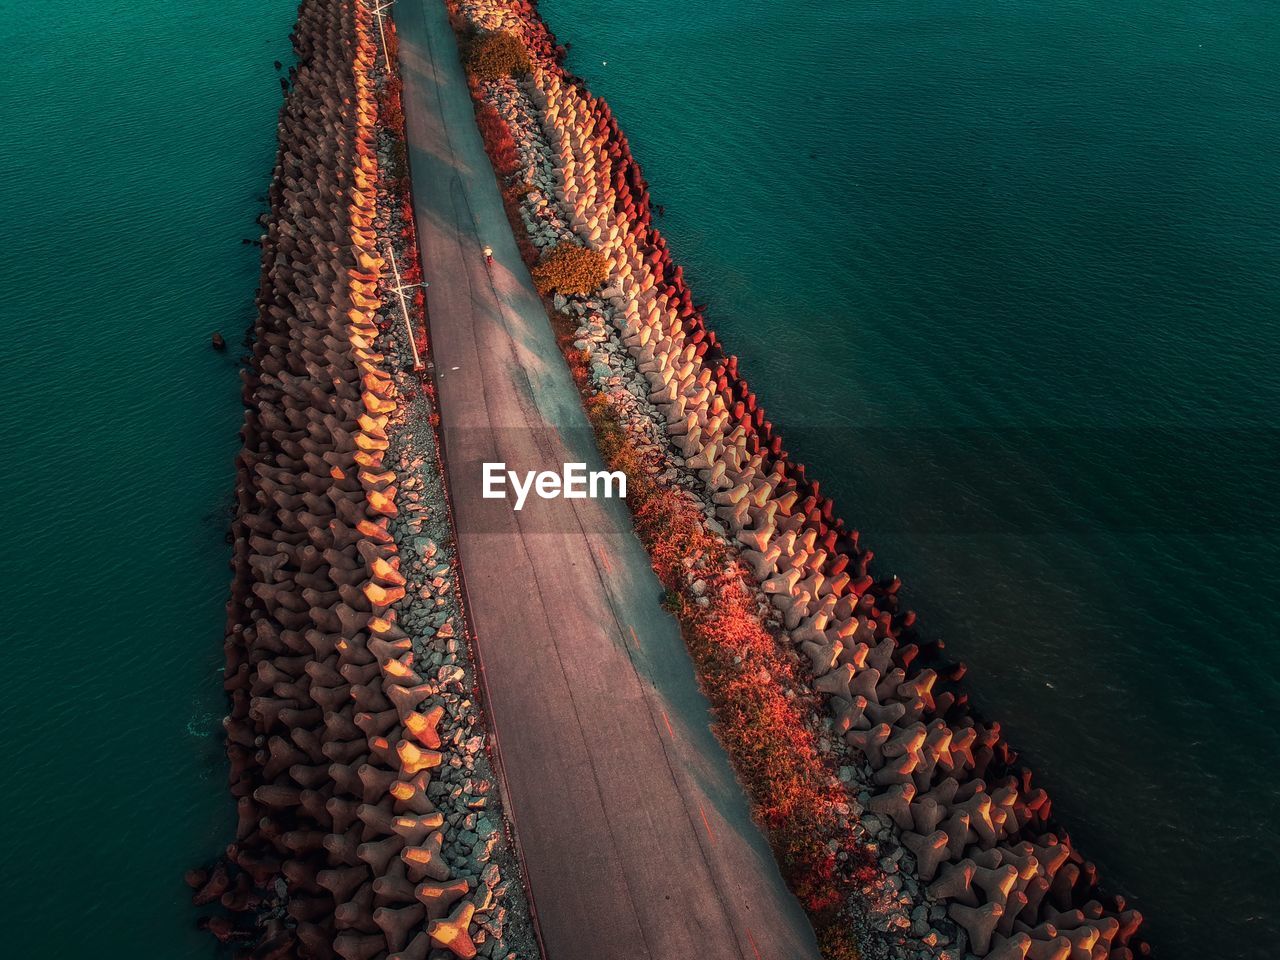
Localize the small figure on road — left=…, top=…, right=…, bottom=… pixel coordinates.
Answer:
left=483, top=245, right=494, bottom=265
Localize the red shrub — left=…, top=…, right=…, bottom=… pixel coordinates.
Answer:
left=474, top=102, right=522, bottom=179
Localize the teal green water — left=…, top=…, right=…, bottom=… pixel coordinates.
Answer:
left=541, top=0, right=1279, bottom=956
left=0, top=0, right=292, bottom=954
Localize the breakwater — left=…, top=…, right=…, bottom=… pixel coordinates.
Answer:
left=201, top=1, right=535, bottom=956
left=449, top=1, right=1151, bottom=958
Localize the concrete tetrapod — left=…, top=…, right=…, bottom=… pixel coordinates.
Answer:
left=197, top=3, right=503, bottom=958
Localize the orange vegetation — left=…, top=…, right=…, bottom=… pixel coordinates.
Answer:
left=473, top=101, right=523, bottom=180
left=465, top=32, right=531, bottom=81
left=530, top=242, right=610, bottom=297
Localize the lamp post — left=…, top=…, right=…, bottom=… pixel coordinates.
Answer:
left=366, top=2, right=421, bottom=371
left=370, top=0, right=394, bottom=74
left=383, top=240, right=427, bottom=372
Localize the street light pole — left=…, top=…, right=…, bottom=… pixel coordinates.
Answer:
left=365, top=2, right=419, bottom=371
left=370, top=0, right=394, bottom=75
left=383, top=240, right=427, bottom=372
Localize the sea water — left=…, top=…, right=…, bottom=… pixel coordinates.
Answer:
left=0, top=0, right=293, bottom=954
left=537, top=0, right=1280, bottom=956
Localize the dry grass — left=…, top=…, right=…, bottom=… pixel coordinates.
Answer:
left=466, top=32, right=530, bottom=81
left=531, top=242, right=610, bottom=296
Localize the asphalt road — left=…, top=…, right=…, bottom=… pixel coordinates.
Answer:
left=395, top=3, right=821, bottom=957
